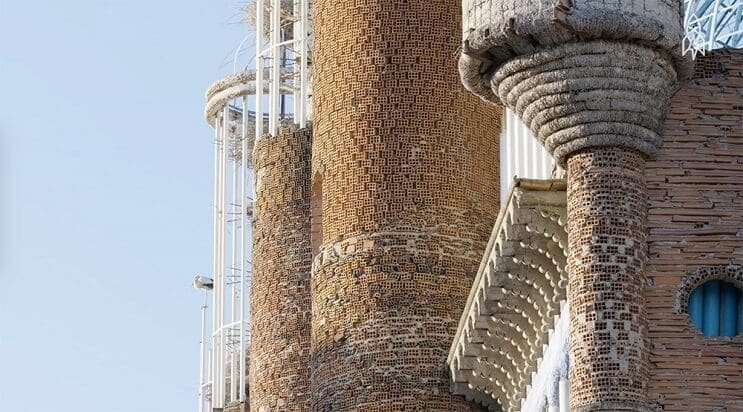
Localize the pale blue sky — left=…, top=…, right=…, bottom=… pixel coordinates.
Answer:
left=0, top=1, right=250, bottom=410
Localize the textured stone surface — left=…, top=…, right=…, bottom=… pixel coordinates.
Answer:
left=489, top=41, right=677, bottom=165
left=644, top=50, right=743, bottom=412
left=458, top=0, right=686, bottom=103
left=310, top=0, right=501, bottom=409
left=567, top=147, right=652, bottom=411
left=250, top=127, right=312, bottom=412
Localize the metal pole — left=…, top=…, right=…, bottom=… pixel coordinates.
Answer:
left=211, top=113, right=221, bottom=410
left=207, top=348, right=213, bottom=411
left=299, top=0, right=308, bottom=128
left=270, top=0, right=281, bottom=134
left=230, top=112, right=239, bottom=402
left=558, top=379, right=569, bottom=412
left=199, top=293, right=207, bottom=412
left=219, top=104, right=230, bottom=408
left=293, top=0, right=301, bottom=122
left=255, top=0, right=265, bottom=143
left=239, top=95, right=248, bottom=403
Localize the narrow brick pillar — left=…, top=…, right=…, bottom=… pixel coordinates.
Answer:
left=310, top=0, right=501, bottom=409
left=250, top=127, right=313, bottom=411
left=566, top=147, right=650, bottom=411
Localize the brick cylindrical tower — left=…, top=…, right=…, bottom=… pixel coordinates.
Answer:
left=456, top=1, right=686, bottom=410
left=250, top=127, right=313, bottom=411
left=310, top=0, right=501, bottom=409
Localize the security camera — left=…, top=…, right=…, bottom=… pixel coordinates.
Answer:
left=193, top=274, right=214, bottom=290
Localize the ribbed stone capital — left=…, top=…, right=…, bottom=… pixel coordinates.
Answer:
left=489, top=41, right=678, bottom=166
left=458, top=0, right=687, bottom=102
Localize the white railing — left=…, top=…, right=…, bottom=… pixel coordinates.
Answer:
left=255, top=0, right=312, bottom=139
left=199, top=1, right=313, bottom=411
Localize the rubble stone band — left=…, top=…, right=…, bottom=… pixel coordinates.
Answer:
left=567, top=147, right=653, bottom=411
left=490, top=41, right=677, bottom=166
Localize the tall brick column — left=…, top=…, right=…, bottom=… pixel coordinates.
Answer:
left=456, top=1, right=686, bottom=410
left=250, top=127, right=313, bottom=411
left=310, top=0, right=501, bottom=409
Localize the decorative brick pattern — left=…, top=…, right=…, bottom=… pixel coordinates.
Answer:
left=567, top=147, right=652, bottom=412
left=250, top=127, right=313, bottom=412
left=310, top=0, right=501, bottom=409
left=645, top=50, right=743, bottom=412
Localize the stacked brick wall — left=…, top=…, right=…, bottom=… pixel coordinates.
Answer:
left=310, top=0, right=501, bottom=409
left=250, top=127, right=312, bottom=411
left=645, top=50, right=743, bottom=411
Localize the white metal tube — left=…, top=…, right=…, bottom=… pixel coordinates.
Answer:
left=559, top=379, right=570, bottom=412
left=207, top=348, right=213, bottom=411
left=230, top=116, right=239, bottom=402
left=239, top=95, right=248, bottom=403
left=299, top=0, right=308, bottom=127
left=255, top=0, right=265, bottom=143
left=220, top=104, right=230, bottom=408
left=293, top=0, right=301, bottom=123
left=199, top=294, right=207, bottom=412
left=270, top=0, right=281, bottom=134
left=211, top=113, right=221, bottom=410
left=499, top=112, right=506, bottom=206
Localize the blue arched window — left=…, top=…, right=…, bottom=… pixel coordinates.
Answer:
left=688, top=280, right=743, bottom=337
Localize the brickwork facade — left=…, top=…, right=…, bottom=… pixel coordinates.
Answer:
left=250, top=127, right=313, bottom=411
left=645, top=50, right=743, bottom=412
left=310, top=0, right=501, bottom=409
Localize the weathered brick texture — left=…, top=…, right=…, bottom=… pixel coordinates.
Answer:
left=310, top=0, right=501, bottom=409
left=567, top=147, right=652, bottom=411
left=645, top=50, right=743, bottom=412
left=250, top=127, right=312, bottom=412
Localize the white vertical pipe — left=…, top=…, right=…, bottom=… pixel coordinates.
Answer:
left=498, top=120, right=508, bottom=207
left=499, top=110, right=507, bottom=206
left=299, top=0, right=308, bottom=127
left=255, top=0, right=265, bottom=144
left=230, top=117, right=239, bottom=402
left=512, top=110, right=519, bottom=179
left=206, top=347, right=213, bottom=411
left=215, top=104, right=230, bottom=409
left=270, top=0, right=281, bottom=134
left=239, top=96, right=247, bottom=403
left=292, top=0, right=301, bottom=122
left=211, top=113, right=222, bottom=410
left=527, top=119, right=534, bottom=177
left=559, top=379, right=569, bottom=412
left=198, top=294, right=207, bottom=412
